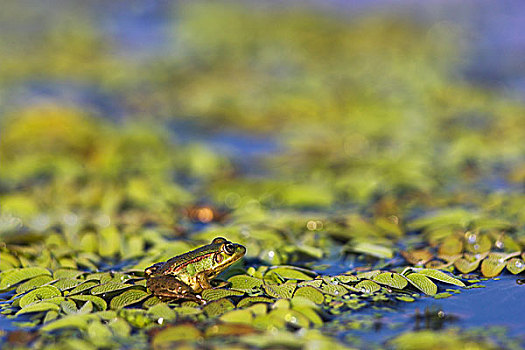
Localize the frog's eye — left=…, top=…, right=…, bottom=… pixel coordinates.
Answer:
left=212, top=237, right=228, bottom=244
left=223, top=243, right=236, bottom=255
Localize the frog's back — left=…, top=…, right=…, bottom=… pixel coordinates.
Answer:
left=158, top=242, right=222, bottom=276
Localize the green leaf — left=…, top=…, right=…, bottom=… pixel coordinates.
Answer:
left=351, top=242, right=393, bottom=259
left=70, top=281, right=99, bottom=295
left=147, top=303, right=177, bottom=322
left=70, top=295, right=108, bottom=311
left=41, top=314, right=93, bottom=332
left=354, top=280, right=381, bottom=294
left=237, top=296, right=274, bottom=308
left=294, top=287, right=324, bottom=304
left=267, top=267, right=315, bottom=281
left=91, top=282, right=133, bottom=295
left=481, top=255, right=507, bottom=277
left=203, top=298, right=235, bottom=317
left=109, top=289, right=150, bottom=309
left=202, top=288, right=245, bottom=301
left=53, top=278, right=83, bottom=291
left=321, top=283, right=349, bottom=297
left=16, top=302, right=60, bottom=315
left=228, top=275, right=264, bottom=291
left=19, top=285, right=62, bottom=308
left=454, top=256, right=482, bottom=274
left=335, top=274, right=359, bottom=284
left=0, top=267, right=51, bottom=290
left=263, top=283, right=296, bottom=299
left=417, top=269, right=465, bottom=287
left=16, top=275, right=54, bottom=294
left=405, top=273, right=437, bottom=295
left=506, top=258, right=525, bottom=275
left=373, top=272, right=408, bottom=289
left=219, top=309, right=253, bottom=324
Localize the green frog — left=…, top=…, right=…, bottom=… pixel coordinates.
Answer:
left=144, top=237, right=246, bottom=304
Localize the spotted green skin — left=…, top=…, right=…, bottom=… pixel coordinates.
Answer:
left=145, top=237, right=246, bottom=303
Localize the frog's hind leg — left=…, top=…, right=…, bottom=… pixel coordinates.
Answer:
left=147, top=276, right=206, bottom=305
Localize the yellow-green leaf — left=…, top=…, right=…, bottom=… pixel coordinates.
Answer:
left=506, top=258, right=525, bottom=275
left=263, top=283, right=296, bottom=299
left=16, top=302, right=60, bottom=315
left=373, top=272, right=408, bottom=289
left=418, top=269, right=465, bottom=287
left=109, top=289, right=149, bottom=309
left=19, top=285, right=62, bottom=308
left=0, top=267, right=51, bottom=290
left=405, top=273, right=437, bottom=295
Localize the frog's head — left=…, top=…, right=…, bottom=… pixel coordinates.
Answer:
left=209, top=237, right=246, bottom=278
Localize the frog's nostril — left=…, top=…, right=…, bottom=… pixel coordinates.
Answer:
left=237, top=246, right=246, bottom=255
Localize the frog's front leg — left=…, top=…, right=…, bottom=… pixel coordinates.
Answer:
left=147, top=276, right=206, bottom=305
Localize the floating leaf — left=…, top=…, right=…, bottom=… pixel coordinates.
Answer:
left=401, top=249, right=433, bottom=266
left=335, top=274, right=358, bottom=284
left=205, top=323, right=257, bottom=337
left=438, top=236, right=463, bottom=256
left=109, top=289, right=149, bottom=309
left=70, top=295, right=108, bottom=311
left=293, top=305, right=323, bottom=326
left=16, top=302, right=60, bottom=315
left=202, top=288, right=245, bottom=301
left=405, top=273, right=437, bottom=295
left=91, top=282, right=133, bottom=295
left=0, top=267, right=51, bottom=290
left=418, top=269, right=465, bottom=287
left=152, top=325, right=202, bottom=346
left=16, top=275, right=54, bottom=294
left=19, top=285, right=62, bottom=308
left=69, top=280, right=99, bottom=295
left=60, top=300, right=78, bottom=315
left=454, top=256, right=482, bottom=274
left=298, top=279, right=324, bottom=288
left=263, top=283, right=296, bottom=299
left=268, top=266, right=316, bottom=280
left=464, top=233, right=492, bottom=254
left=220, top=309, right=254, bottom=324
left=53, top=278, right=83, bottom=291
left=506, top=258, right=525, bottom=275
left=237, top=296, right=274, bottom=308
left=396, top=296, right=415, bottom=302
left=147, top=303, right=177, bottom=322
left=228, top=275, right=263, bottom=291
left=294, top=287, right=324, bottom=304
left=53, top=269, right=83, bottom=279
left=373, top=272, right=408, bottom=289
left=322, top=283, right=349, bottom=297
left=354, top=280, right=381, bottom=294
left=351, top=242, right=393, bottom=259
left=41, top=314, right=92, bottom=332
left=481, top=255, right=507, bottom=277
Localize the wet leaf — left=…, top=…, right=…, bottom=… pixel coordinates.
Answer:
left=322, top=283, right=349, bottom=297
left=0, top=267, right=51, bottom=290
left=354, top=280, right=381, bottom=294
left=19, top=285, right=62, bottom=308
left=70, top=281, right=99, bottom=295
left=506, top=258, right=525, bottom=275
left=405, top=273, right=437, bottom=295
left=481, top=254, right=507, bottom=277
left=228, top=275, right=263, bottom=291
left=53, top=278, right=83, bottom=291
left=335, top=274, right=359, bottom=284
left=267, top=266, right=315, bottom=280
left=219, top=309, right=253, bottom=324
left=373, top=272, right=408, bottom=289
left=351, top=242, right=393, bottom=259
left=201, top=288, right=244, bottom=302
left=109, top=289, right=149, bottom=309
left=263, top=283, right=296, bottom=299
left=237, top=296, right=274, bottom=308
left=454, top=256, right=482, bottom=274
left=152, top=324, right=202, bottom=346
left=147, top=303, right=177, bottom=322
left=16, top=275, right=54, bottom=294
left=91, top=282, right=133, bottom=295
left=438, top=236, right=464, bottom=256
left=417, top=269, right=465, bottom=287
left=203, top=298, right=236, bottom=317
left=41, top=314, right=92, bottom=332
left=60, top=300, right=78, bottom=314
left=294, top=287, right=324, bottom=304
left=401, top=249, right=433, bottom=266
left=70, top=295, right=108, bottom=311
left=16, top=302, right=60, bottom=315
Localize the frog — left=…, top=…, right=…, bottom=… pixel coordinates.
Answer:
left=144, top=237, right=246, bottom=304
